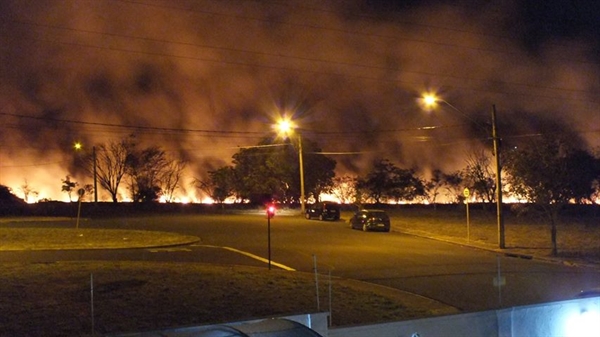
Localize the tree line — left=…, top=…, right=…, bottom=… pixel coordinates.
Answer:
left=5, top=134, right=600, bottom=209
left=199, top=135, right=600, bottom=208
left=68, top=136, right=186, bottom=203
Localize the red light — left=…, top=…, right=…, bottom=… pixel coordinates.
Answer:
left=267, top=205, right=276, bottom=218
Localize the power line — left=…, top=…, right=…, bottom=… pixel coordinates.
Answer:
left=0, top=112, right=464, bottom=137
left=0, top=112, right=267, bottom=136
left=303, top=124, right=466, bottom=135
left=2, top=111, right=597, bottom=143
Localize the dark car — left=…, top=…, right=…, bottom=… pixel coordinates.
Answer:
left=305, top=202, right=341, bottom=221
left=350, top=209, right=391, bottom=232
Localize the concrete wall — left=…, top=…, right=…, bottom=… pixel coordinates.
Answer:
left=113, top=298, right=600, bottom=337
left=329, top=297, right=600, bottom=337
left=497, top=297, right=600, bottom=337
left=329, top=311, right=499, bottom=337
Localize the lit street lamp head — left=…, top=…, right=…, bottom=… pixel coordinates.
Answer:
left=273, top=117, right=305, bottom=214
left=275, top=118, right=296, bottom=137
left=422, top=93, right=439, bottom=107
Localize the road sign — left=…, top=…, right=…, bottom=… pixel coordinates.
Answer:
left=463, top=188, right=470, bottom=198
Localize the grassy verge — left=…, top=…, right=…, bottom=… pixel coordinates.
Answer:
left=378, top=207, right=600, bottom=261
left=0, top=262, right=456, bottom=336
left=0, top=228, right=199, bottom=250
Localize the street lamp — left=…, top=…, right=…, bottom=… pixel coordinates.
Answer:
left=74, top=142, right=98, bottom=205
left=276, top=119, right=306, bottom=214
left=422, top=94, right=505, bottom=249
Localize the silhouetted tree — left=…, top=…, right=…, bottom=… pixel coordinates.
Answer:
left=441, top=171, right=464, bottom=203
left=462, top=149, right=495, bottom=203
left=504, top=136, right=598, bottom=255
left=162, top=160, right=187, bottom=202
left=357, top=159, right=392, bottom=204
left=82, top=184, right=94, bottom=201
left=196, top=166, right=237, bottom=204
left=301, top=140, right=336, bottom=202
left=359, top=159, right=425, bottom=204
left=127, top=146, right=169, bottom=203
left=420, top=170, right=465, bottom=205
left=231, top=140, right=289, bottom=203
left=18, top=179, right=38, bottom=203
left=389, top=168, right=426, bottom=203
left=79, top=136, right=135, bottom=202
left=61, top=175, right=78, bottom=202
left=228, top=137, right=336, bottom=204
left=425, top=169, right=442, bottom=205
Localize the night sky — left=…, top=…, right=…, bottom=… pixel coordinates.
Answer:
left=1, top=0, right=599, bottom=201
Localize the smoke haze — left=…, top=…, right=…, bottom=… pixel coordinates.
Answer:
left=1, top=0, right=599, bottom=201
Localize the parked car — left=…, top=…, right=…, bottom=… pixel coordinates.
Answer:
left=305, top=202, right=341, bottom=221
left=350, top=209, right=391, bottom=232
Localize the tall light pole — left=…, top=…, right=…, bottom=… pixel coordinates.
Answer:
left=298, top=134, right=306, bottom=214
left=422, top=94, right=505, bottom=249
left=276, top=119, right=306, bottom=214
left=92, top=146, right=98, bottom=205
left=491, top=105, right=504, bottom=248
left=74, top=142, right=99, bottom=205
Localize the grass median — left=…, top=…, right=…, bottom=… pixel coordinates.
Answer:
left=0, top=227, right=199, bottom=250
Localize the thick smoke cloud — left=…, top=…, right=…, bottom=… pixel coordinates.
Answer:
left=1, top=0, right=598, bottom=201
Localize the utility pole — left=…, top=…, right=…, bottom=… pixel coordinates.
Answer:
left=298, top=134, right=305, bottom=214
left=492, top=105, right=505, bottom=249
left=93, top=146, right=98, bottom=205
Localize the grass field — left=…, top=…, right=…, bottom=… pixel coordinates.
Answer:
left=380, top=206, right=600, bottom=261
left=0, top=261, right=456, bottom=336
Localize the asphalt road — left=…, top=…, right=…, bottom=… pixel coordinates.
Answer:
left=3, top=212, right=599, bottom=313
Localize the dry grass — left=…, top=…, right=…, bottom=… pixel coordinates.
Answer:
left=377, top=207, right=600, bottom=262
left=0, top=262, right=455, bottom=336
